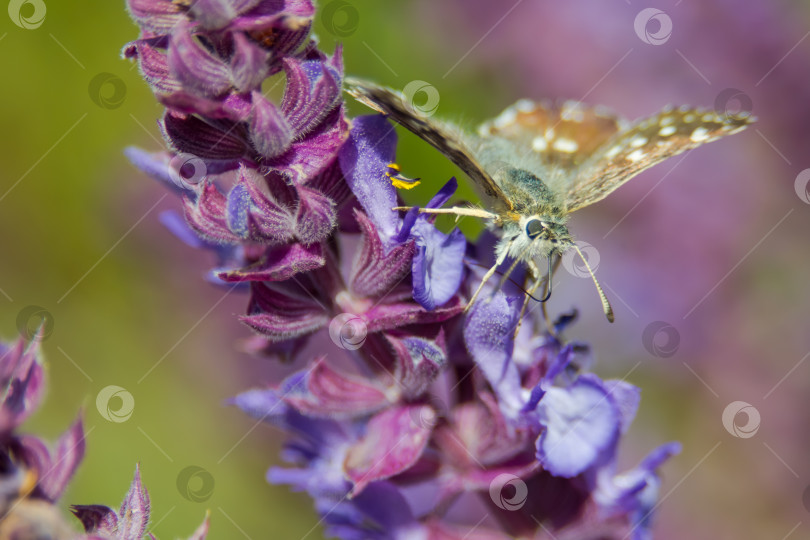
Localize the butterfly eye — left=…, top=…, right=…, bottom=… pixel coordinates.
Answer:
left=525, top=218, right=546, bottom=239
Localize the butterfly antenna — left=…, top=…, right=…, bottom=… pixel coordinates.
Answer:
left=572, top=243, right=615, bottom=323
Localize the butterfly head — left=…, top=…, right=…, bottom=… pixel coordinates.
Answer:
left=499, top=214, right=572, bottom=263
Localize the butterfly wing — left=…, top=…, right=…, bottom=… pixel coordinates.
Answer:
left=345, top=77, right=514, bottom=211
left=478, top=100, right=628, bottom=170
left=564, top=107, right=753, bottom=212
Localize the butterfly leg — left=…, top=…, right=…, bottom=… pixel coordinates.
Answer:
left=392, top=206, right=498, bottom=221
left=464, top=243, right=512, bottom=312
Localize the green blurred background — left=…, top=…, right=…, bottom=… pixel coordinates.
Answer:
left=2, top=1, right=810, bottom=539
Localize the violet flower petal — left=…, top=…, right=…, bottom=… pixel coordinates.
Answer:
left=282, top=358, right=391, bottom=418
left=71, top=505, right=118, bottom=534
left=463, top=293, right=524, bottom=417
left=281, top=50, right=342, bottom=136
left=338, top=115, right=399, bottom=246
left=411, top=220, right=466, bottom=310
left=217, top=243, right=325, bottom=282
left=349, top=211, right=415, bottom=298
left=241, top=283, right=328, bottom=341
left=230, top=31, right=270, bottom=92
left=118, top=464, right=151, bottom=539
left=126, top=0, right=184, bottom=35
left=190, top=0, right=264, bottom=29
left=162, top=112, right=249, bottom=160
left=38, top=415, right=86, bottom=501
left=249, top=92, right=293, bottom=158
left=535, top=375, right=620, bottom=478
left=0, top=336, right=45, bottom=434
left=168, top=21, right=233, bottom=98
left=344, top=404, right=433, bottom=494
left=295, top=185, right=336, bottom=245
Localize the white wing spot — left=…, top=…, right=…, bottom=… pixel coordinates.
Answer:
left=630, top=135, right=648, bottom=147
left=690, top=126, right=710, bottom=142
left=605, top=145, right=622, bottom=159
left=701, top=113, right=717, bottom=122
left=544, top=128, right=555, bottom=140
left=532, top=136, right=548, bottom=152
left=493, top=109, right=517, bottom=129
left=658, top=125, right=677, bottom=137
left=515, top=99, right=535, bottom=113
left=659, top=116, right=675, bottom=126
left=552, top=137, right=579, bottom=153
left=627, top=149, right=646, bottom=162
left=683, top=114, right=697, bottom=123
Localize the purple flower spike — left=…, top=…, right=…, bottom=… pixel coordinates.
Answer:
left=168, top=21, right=232, bottom=98
left=241, top=283, right=328, bottom=341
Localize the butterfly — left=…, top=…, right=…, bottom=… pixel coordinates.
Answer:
left=346, top=78, right=753, bottom=322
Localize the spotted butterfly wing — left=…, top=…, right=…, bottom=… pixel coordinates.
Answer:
left=344, top=77, right=514, bottom=211
left=564, top=107, right=753, bottom=211
left=478, top=99, right=628, bottom=170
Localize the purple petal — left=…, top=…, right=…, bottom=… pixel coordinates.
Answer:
left=118, top=464, right=151, bottom=539
left=282, top=358, right=390, bottom=418
left=386, top=333, right=446, bottom=398
left=463, top=293, right=524, bottom=416
left=0, top=336, right=45, bottom=434
left=350, top=211, right=415, bottom=298
left=240, top=169, right=298, bottom=243
left=71, top=505, right=118, bottom=534
left=535, top=375, right=620, bottom=478
left=217, top=243, right=324, bottom=282
left=38, top=415, right=86, bottom=501
left=168, top=21, right=232, bottom=98
left=338, top=115, right=399, bottom=246
left=603, top=380, right=641, bottom=434
left=183, top=183, right=239, bottom=244
left=126, top=0, right=184, bottom=34
left=364, top=298, right=463, bottom=333
left=190, top=0, right=263, bottom=29
left=226, top=182, right=251, bottom=238
left=162, top=112, right=249, bottom=160
left=124, top=147, right=189, bottom=196
left=230, top=31, right=269, bottom=92
left=249, top=92, right=293, bottom=158
left=269, top=106, right=348, bottom=183
left=159, top=210, right=207, bottom=249
left=411, top=221, right=466, bottom=310
left=228, top=387, right=288, bottom=422
left=186, top=511, right=211, bottom=540
left=295, top=186, right=336, bottom=245
left=123, top=39, right=179, bottom=95
left=344, top=405, right=433, bottom=494
left=241, top=283, right=328, bottom=341
left=426, top=177, right=458, bottom=209
left=281, top=50, right=342, bottom=136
